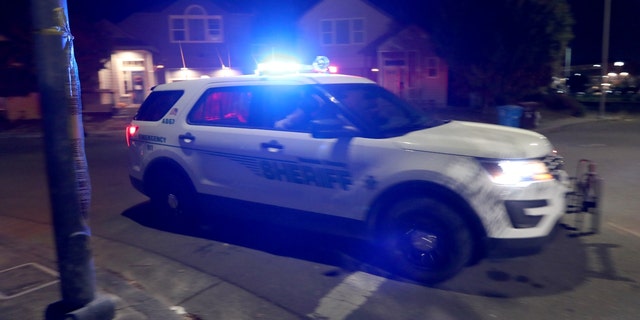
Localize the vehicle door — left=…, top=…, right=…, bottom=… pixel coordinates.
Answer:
left=243, top=85, right=399, bottom=220
left=178, top=85, right=355, bottom=216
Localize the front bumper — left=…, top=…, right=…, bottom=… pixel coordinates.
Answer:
left=475, top=173, right=568, bottom=242
left=504, top=199, right=548, bottom=228
left=486, top=222, right=561, bottom=258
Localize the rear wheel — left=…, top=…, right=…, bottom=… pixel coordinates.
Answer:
left=148, top=169, right=198, bottom=222
left=380, top=198, right=472, bottom=284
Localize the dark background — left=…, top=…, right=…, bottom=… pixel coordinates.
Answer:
left=1, top=0, right=639, bottom=73
left=61, top=0, right=639, bottom=66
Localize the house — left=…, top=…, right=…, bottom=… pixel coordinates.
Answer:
left=2, top=0, right=449, bottom=121
left=100, top=0, right=448, bottom=111
left=377, top=25, right=448, bottom=108
left=94, top=0, right=447, bottom=113
left=96, top=0, right=253, bottom=112
left=297, top=0, right=448, bottom=108
left=0, top=32, right=41, bottom=121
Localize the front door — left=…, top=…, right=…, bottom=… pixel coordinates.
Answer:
left=179, top=84, right=369, bottom=217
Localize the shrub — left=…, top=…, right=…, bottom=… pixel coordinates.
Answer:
left=540, top=94, right=586, bottom=117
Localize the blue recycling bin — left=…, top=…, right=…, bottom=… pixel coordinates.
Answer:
left=497, top=105, right=524, bottom=127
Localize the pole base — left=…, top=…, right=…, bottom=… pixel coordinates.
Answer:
left=45, top=294, right=116, bottom=320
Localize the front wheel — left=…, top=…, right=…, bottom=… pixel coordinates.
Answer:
left=380, top=198, right=473, bottom=284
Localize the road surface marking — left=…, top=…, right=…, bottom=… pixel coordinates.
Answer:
left=308, top=271, right=386, bottom=320
left=608, top=222, right=640, bottom=238
left=0, top=263, right=59, bottom=300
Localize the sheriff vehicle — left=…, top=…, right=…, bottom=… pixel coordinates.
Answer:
left=126, top=58, right=567, bottom=284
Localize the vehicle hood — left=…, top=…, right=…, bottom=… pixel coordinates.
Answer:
left=395, top=121, right=553, bottom=159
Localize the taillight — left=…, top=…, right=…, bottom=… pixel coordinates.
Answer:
left=126, top=125, right=138, bottom=147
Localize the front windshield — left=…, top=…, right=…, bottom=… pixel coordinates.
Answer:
left=321, top=83, right=438, bottom=135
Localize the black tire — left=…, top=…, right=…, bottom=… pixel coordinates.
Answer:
left=380, top=198, right=472, bottom=284
left=148, top=169, right=198, bottom=221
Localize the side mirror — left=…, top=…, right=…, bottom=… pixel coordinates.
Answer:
left=311, top=118, right=358, bottom=139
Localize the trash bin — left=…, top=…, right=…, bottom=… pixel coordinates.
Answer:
left=497, top=105, right=523, bottom=127
left=519, top=102, right=539, bottom=129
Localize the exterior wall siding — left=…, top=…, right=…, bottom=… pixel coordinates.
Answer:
left=299, top=0, right=448, bottom=108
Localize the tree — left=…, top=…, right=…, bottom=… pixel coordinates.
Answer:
left=0, top=1, right=36, bottom=96
left=423, top=0, right=574, bottom=109
left=68, top=8, right=113, bottom=91
left=0, top=2, right=111, bottom=97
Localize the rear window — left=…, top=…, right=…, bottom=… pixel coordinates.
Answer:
left=134, top=90, right=184, bottom=121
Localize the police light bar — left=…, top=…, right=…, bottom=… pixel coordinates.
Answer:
left=256, top=61, right=302, bottom=75
left=255, top=56, right=336, bottom=75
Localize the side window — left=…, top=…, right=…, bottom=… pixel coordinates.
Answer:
left=269, top=87, right=326, bottom=132
left=134, top=90, right=184, bottom=121
left=188, top=87, right=252, bottom=126
left=186, top=85, right=332, bottom=131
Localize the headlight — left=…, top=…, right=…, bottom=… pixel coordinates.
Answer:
left=480, top=160, right=553, bottom=185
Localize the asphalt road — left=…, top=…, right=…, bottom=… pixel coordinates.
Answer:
left=1, top=118, right=639, bottom=319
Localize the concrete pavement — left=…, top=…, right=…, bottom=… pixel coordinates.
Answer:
left=0, top=107, right=620, bottom=319
left=0, top=214, right=298, bottom=319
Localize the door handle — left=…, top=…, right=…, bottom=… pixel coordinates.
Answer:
left=179, top=132, right=196, bottom=143
left=261, top=140, right=283, bottom=152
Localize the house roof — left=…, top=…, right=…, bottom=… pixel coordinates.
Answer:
left=96, top=20, right=157, bottom=52
left=371, top=25, right=436, bottom=54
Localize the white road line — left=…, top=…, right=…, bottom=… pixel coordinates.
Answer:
left=308, top=271, right=386, bottom=320
left=0, top=263, right=59, bottom=300
left=608, top=222, right=640, bottom=238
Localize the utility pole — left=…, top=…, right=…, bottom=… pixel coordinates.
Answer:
left=30, top=1, right=115, bottom=319
left=599, top=0, right=612, bottom=118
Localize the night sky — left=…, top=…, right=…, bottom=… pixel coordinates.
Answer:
left=3, top=0, right=640, bottom=67
left=567, top=0, right=640, bottom=66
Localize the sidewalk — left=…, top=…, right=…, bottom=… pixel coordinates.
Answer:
left=0, top=214, right=298, bottom=320
left=0, top=107, right=618, bottom=319
left=0, top=215, right=184, bottom=320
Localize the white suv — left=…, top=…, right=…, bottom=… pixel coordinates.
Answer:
left=126, top=72, right=567, bottom=284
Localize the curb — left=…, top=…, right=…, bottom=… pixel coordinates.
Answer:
left=534, top=113, right=632, bottom=134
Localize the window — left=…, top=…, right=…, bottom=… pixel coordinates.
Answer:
left=188, top=88, right=252, bottom=126
left=382, top=52, right=405, bottom=64
left=187, top=85, right=328, bottom=132
left=321, top=20, right=333, bottom=45
left=320, top=18, right=365, bottom=45
left=335, top=20, right=350, bottom=44
left=169, top=5, right=223, bottom=43
left=426, top=58, right=438, bottom=78
left=122, top=60, right=145, bottom=68
left=325, top=83, right=427, bottom=135
left=134, top=90, right=184, bottom=121
left=269, top=87, right=326, bottom=132
left=352, top=19, right=364, bottom=43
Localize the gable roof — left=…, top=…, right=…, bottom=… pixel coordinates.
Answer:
left=300, top=0, right=392, bottom=22
left=367, top=25, right=436, bottom=54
